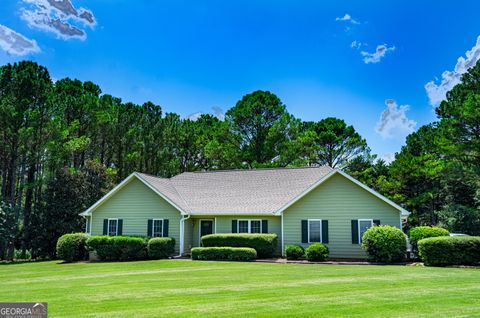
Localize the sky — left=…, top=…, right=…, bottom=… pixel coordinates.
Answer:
left=1, top=0, right=480, bottom=162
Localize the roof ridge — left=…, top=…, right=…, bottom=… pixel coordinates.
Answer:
left=184, top=166, right=331, bottom=174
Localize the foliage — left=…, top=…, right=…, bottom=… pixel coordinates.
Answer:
left=201, top=233, right=277, bottom=258
left=305, top=243, right=329, bottom=261
left=418, top=236, right=480, bottom=266
left=191, top=247, right=257, bottom=261
left=361, top=225, right=406, bottom=263
left=147, top=237, right=175, bottom=259
left=409, top=226, right=449, bottom=252
left=285, top=244, right=305, bottom=260
left=56, top=233, right=89, bottom=262
left=86, top=236, right=148, bottom=261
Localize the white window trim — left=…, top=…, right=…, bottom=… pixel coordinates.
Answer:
left=107, top=218, right=118, bottom=236
left=307, top=219, right=322, bottom=243
left=358, top=219, right=373, bottom=244
left=199, top=219, right=215, bottom=244
left=236, top=219, right=262, bottom=234
left=152, top=219, right=164, bottom=237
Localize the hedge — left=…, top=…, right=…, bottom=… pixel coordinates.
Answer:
left=191, top=247, right=257, bottom=261
left=418, top=236, right=480, bottom=266
left=362, top=225, right=406, bottom=263
left=285, top=244, right=305, bottom=260
left=147, top=237, right=175, bottom=259
left=56, top=233, right=89, bottom=262
left=201, top=234, right=277, bottom=258
left=305, top=243, right=329, bottom=261
left=409, top=226, right=449, bottom=252
left=86, top=236, right=148, bottom=261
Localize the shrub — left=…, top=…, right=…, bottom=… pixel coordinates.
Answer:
left=409, top=226, right=449, bottom=252
left=148, top=237, right=175, bottom=259
left=201, top=234, right=277, bottom=258
left=362, top=225, right=406, bottom=263
left=86, top=236, right=148, bottom=261
left=305, top=243, right=329, bottom=262
left=191, top=247, right=257, bottom=261
left=418, top=236, right=480, bottom=266
left=56, top=233, right=89, bottom=262
left=285, top=245, right=305, bottom=260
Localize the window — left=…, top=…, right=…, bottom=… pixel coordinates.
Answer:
left=236, top=220, right=262, bottom=233
left=308, top=220, right=322, bottom=243
left=108, top=219, right=118, bottom=236
left=152, top=219, right=164, bottom=237
left=358, top=219, right=373, bottom=243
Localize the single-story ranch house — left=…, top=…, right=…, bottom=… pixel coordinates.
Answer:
left=80, top=166, right=409, bottom=258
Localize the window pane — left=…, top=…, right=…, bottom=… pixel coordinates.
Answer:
left=251, top=221, right=261, bottom=233
left=108, top=219, right=117, bottom=236
left=359, top=220, right=372, bottom=243
left=153, top=220, right=163, bottom=237
left=309, top=220, right=321, bottom=242
left=238, top=220, right=249, bottom=233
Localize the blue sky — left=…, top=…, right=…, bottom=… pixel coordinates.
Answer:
left=1, top=0, right=480, bottom=161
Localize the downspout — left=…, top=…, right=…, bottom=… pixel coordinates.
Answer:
left=281, top=212, right=285, bottom=257
left=179, top=214, right=191, bottom=257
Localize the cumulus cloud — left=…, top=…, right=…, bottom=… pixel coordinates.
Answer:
left=351, top=40, right=364, bottom=50
left=335, top=13, right=359, bottom=24
left=382, top=152, right=395, bottom=164
left=361, top=44, right=395, bottom=64
left=425, top=36, right=480, bottom=106
left=21, top=0, right=96, bottom=40
left=187, top=107, right=225, bottom=121
left=0, top=24, right=40, bottom=55
left=376, top=99, right=416, bottom=139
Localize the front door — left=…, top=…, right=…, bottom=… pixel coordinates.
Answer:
left=200, top=220, right=214, bottom=244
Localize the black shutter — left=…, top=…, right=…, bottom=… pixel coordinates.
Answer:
left=147, top=219, right=153, bottom=237
left=232, top=220, right=238, bottom=233
left=262, top=220, right=268, bottom=233
left=117, top=219, right=123, bottom=236
left=163, top=219, right=169, bottom=237
left=322, top=220, right=329, bottom=244
left=301, top=220, right=308, bottom=243
left=373, top=220, right=381, bottom=226
left=351, top=220, right=359, bottom=244
left=103, top=219, right=108, bottom=235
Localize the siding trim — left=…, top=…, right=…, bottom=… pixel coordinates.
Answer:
left=275, top=169, right=409, bottom=216
left=80, top=173, right=187, bottom=217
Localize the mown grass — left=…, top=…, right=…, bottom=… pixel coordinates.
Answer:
left=1, top=260, right=479, bottom=317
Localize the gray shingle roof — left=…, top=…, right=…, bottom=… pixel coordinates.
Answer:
left=136, top=166, right=333, bottom=215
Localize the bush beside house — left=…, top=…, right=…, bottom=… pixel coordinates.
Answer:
left=362, top=225, right=406, bottom=263
left=147, top=237, right=175, bottom=259
left=191, top=247, right=257, bottom=261
left=409, top=226, right=449, bottom=252
left=285, top=245, right=305, bottom=260
left=56, top=233, right=89, bottom=262
left=418, top=236, right=480, bottom=266
left=305, top=243, right=329, bottom=262
left=201, top=234, right=277, bottom=258
left=86, top=236, right=148, bottom=261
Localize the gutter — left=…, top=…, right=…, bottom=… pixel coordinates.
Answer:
left=178, top=214, right=191, bottom=257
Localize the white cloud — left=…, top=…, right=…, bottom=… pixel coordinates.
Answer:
left=382, top=152, right=395, bottom=164
left=335, top=13, right=359, bottom=25
left=425, top=35, right=480, bottom=106
left=376, top=99, right=416, bottom=139
left=351, top=40, right=364, bottom=50
left=21, top=0, right=96, bottom=40
left=0, top=24, right=40, bottom=56
left=187, top=107, right=225, bottom=121
left=361, top=44, right=395, bottom=64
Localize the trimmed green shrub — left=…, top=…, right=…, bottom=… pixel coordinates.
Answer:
left=148, top=237, right=175, bottom=259
left=285, top=244, right=305, bottom=260
left=362, top=225, right=406, bottom=263
left=418, top=236, right=480, bottom=266
left=201, top=234, right=277, bottom=258
left=56, top=233, right=89, bottom=262
left=86, top=236, right=148, bottom=261
left=191, top=247, right=257, bottom=261
left=409, top=226, right=449, bottom=252
left=305, top=243, right=329, bottom=262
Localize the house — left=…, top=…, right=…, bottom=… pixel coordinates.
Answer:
left=80, top=166, right=409, bottom=258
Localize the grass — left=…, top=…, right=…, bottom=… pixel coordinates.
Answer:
left=1, top=260, right=480, bottom=317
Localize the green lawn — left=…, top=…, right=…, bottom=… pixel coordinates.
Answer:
left=1, top=260, right=480, bottom=317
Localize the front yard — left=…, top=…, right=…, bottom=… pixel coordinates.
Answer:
left=1, top=260, right=479, bottom=317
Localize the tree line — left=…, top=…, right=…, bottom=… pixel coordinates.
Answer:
left=0, top=60, right=478, bottom=260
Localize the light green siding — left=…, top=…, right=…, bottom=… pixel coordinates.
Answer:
left=188, top=215, right=282, bottom=254
left=90, top=177, right=182, bottom=253
left=283, top=173, right=401, bottom=258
